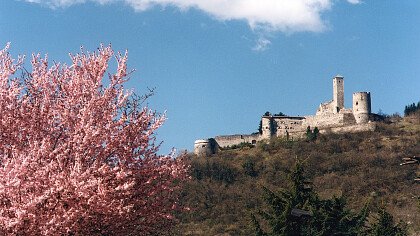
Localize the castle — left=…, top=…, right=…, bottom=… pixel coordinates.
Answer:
left=194, top=75, right=377, bottom=156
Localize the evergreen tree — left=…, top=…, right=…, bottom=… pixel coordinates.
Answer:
left=404, top=101, right=420, bottom=116
left=367, top=207, right=407, bottom=236
left=306, top=126, right=319, bottom=141
left=308, top=196, right=369, bottom=235
left=252, top=160, right=314, bottom=235
left=313, top=127, right=319, bottom=137
left=273, top=112, right=287, bottom=117
left=252, top=159, right=370, bottom=236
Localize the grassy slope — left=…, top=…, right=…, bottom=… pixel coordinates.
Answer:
left=173, top=119, right=420, bottom=235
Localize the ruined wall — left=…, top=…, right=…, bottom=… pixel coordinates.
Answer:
left=215, top=133, right=261, bottom=148
left=316, top=75, right=345, bottom=115
left=272, top=116, right=306, bottom=137
left=303, top=111, right=356, bottom=129
left=316, top=101, right=334, bottom=115
left=321, top=122, right=376, bottom=134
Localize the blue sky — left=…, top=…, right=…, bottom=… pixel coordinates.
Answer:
left=1, top=0, right=419, bottom=153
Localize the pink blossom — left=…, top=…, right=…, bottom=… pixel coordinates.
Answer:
left=0, top=44, right=188, bottom=235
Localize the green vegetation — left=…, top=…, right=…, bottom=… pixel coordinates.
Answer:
left=368, top=206, right=408, bottom=236
left=173, top=119, right=420, bottom=235
left=305, top=126, right=319, bottom=141
left=222, top=142, right=255, bottom=150
left=253, top=160, right=407, bottom=236
left=273, top=112, right=287, bottom=117
left=404, top=101, right=420, bottom=117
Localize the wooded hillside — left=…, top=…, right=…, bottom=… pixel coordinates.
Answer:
left=173, top=118, right=420, bottom=235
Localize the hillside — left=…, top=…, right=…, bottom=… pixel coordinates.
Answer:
left=173, top=118, right=420, bottom=235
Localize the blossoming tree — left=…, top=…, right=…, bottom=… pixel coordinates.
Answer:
left=0, top=44, right=188, bottom=235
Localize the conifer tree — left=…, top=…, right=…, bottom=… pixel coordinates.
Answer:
left=367, top=207, right=407, bottom=236
left=252, top=159, right=370, bottom=236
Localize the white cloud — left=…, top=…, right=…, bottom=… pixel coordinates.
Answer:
left=23, top=0, right=111, bottom=8
left=23, top=0, right=335, bottom=34
left=252, top=37, right=272, bottom=52
left=346, top=0, right=362, bottom=4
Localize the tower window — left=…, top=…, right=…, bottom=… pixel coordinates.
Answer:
left=356, top=102, right=358, bottom=105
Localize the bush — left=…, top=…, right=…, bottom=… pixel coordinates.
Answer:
left=191, top=157, right=238, bottom=184
left=242, top=157, right=259, bottom=177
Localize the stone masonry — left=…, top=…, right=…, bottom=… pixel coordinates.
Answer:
left=194, top=75, right=376, bottom=156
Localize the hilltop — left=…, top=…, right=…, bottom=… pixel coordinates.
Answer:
left=194, top=75, right=379, bottom=156
left=174, top=117, right=420, bottom=235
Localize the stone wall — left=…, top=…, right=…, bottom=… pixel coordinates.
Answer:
left=215, top=133, right=261, bottom=148
left=321, top=122, right=376, bottom=134
left=316, top=101, right=334, bottom=115
left=303, top=111, right=356, bottom=129
left=193, top=74, right=376, bottom=156
left=272, top=116, right=306, bottom=137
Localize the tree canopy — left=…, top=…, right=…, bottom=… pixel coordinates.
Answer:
left=404, top=101, right=420, bottom=117
left=0, top=44, right=188, bottom=235
left=252, top=159, right=407, bottom=236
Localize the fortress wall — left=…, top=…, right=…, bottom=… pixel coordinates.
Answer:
left=340, top=108, right=353, bottom=113
left=242, top=134, right=262, bottom=144
left=273, top=117, right=306, bottom=136
left=215, top=134, right=261, bottom=148
left=277, top=130, right=307, bottom=139
left=342, top=112, right=357, bottom=125
left=316, top=101, right=334, bottom=115
left=303, top=113, right=348, bottom=128
left=321, top=123, right=376, bottom=134
left=194, top=75, right=375, bottom=156
left=275, top=122, right=376, bottom=140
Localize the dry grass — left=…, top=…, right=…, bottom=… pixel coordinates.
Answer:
left=174, top=119, right=420, bottom=235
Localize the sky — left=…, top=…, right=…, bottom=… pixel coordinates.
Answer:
left=1, top=0, right=419, bottom=154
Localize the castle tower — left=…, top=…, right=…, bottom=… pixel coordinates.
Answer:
left=352, top=92, right=371, bottom=124
left=261, top=116, right=273, bottom=139
left=194, top=139, right=218, bottom=156
left=332, top=75, right=344, bottom=113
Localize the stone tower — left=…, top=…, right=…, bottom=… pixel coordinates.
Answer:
left=261, top=116, right=273, bottom=139
left=352, top=92, right=371, bottom=124
left=332, top=75, right=344, bottom=113
left=194, top=139, right=218, bottom=156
